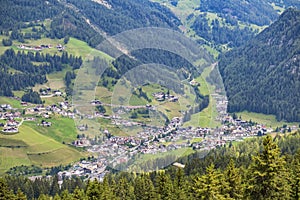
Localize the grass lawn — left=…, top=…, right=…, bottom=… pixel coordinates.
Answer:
left=129, top=94, right=147, bottom=106
left=190, top=137, right=203, bottom=144
left=0, top=148, right=32, bottom=174
left=0, top=97, right=22, bottom=109
left=95, top=86, right=112, bottom=102
left=42, top=96, right=65, bottom=106
left=0, top=35, right=11, bottom=55
left=66, top=38, right=112, bottom=60
left=236, top=111, right=299, bottom=128
left=24, top=117, right=77, bottom=144
left=0, top=123, right=82, bottom=173
left=13, top=91, right=25, bottom=98
left=184, top=64, right=221, bottom=128
left=0, top=138, right=28, bottom=147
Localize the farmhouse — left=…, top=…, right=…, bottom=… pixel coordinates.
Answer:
left=2, top=127, right=18, bottom=133
left=39, top=120, right=52, bottom=127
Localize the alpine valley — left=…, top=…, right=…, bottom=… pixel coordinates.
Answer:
left=0, top=0, right=300, bottom=199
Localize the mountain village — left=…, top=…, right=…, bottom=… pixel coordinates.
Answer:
left=1, top=90, right=296, bottom=182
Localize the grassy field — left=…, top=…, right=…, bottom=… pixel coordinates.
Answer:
left=0, top=138, right=28, bottom=148
left=0, top=35, right=11, bottom=55
left=67, top=37, right=112, bottom=60
left=184, top=64, right=221, bottom=128
left=0, top=148, right=32, bottom=174
left=24, top=117, right=78, bottom=144
left=129, top=94, right=147, bottom=106
left=13, top=91, right=25, bottom=98
left=0, top=97, right=22, bottom=109
left=0, top=124, right=82, bottom=174
left=236, top=111, right=299, bottom=128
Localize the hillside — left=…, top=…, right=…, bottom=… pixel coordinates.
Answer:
left=153, top=0, right=300, bottom=49
left=219, top=8, right=300, bottom=122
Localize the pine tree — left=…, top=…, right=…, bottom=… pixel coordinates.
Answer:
left=72, top=187, right=87, bottom=200
left=60, top=190, right=72, bottom=200
left=224, top=159, right=243, bottom=199
left=53, top=193, right=61, bottom=200
left=173, top=168, right=188, bottom=200
left=191, top=164, right=230, bottom=200
left=291, top=148, right=300, bottom=199
left=155, top=171, right=174, bottom=200
left=134, top=174, right=157, bottom=200
left=85, top=181, right=101, bottom=200
left=116, top=177, right=135, bottom=200
left=49, top=175, right=60, bottom=197
left=38, top=194, right=51, bottom=200
left=15, top=188, right=27, bottom=200
left=247, top=135, right=291, bottom=200
left=0, top=178, right=15, bottom=200
left=100, top=178, right=118, bottom=200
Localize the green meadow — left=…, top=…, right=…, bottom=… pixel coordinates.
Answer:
left=236, top=111, right=299, bottom=128
left=24, top=117, right=78, bottom=144
left=0, top=124, right=83, bottom=174
left=0, top=97, right=22, bottom=109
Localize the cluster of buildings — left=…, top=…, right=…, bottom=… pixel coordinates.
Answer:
left=60, top=110, right=274, bottom=181
left=25, top=101, right=75, bottom=119
left=1, top=89, right=298, bottom=181
left=0, top=108, right=21, bottom=133
left=152, top=92, right=179, bottom=102
left=17, top=43, right=65, bottom=51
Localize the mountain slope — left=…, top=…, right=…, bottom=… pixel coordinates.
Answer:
left=65, top=0, right=181, bottom=35
left=219, top=8, right=300, bottom=122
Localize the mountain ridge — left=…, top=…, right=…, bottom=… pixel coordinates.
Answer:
left=219, top=8, right=300, bottom=122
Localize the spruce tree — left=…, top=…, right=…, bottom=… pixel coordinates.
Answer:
left=72, top=187, right=87, bottom=200
left=173, top=168, right=188, bottom=200
left=291, top=148, right=300, bottom=199
left=134, top=173, right=157, bottom=200
left=116, top=177, right=135, bottom=200
left=0, top=178, right=15, bottom=200
left=15, top=188, right=27, bottom=200
left=191, top=164, right=231, bottom=200
left=224, top=159, right=243, bottom=199
left=155, top=171, right=174, bottom=200
left=247, top=135, right=291, bottom=200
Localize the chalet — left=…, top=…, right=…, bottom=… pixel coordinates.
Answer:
left=2, top=127, right=18, bottom=133
left=7, top=120, right=18, bottom=126
left=91, top=100, right=102, bottom=105
left=54, top=91, right=62, bottom=96
left=1, top=104, right=12, bottom=109
left=40, top=121, right=52, bottom=127
left=56, top=44, right=65, bottom=51
left=169, top=96, right=179, bottom=102
left=21, top=102, right=28, bottom=106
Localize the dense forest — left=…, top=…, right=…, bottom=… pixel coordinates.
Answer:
left=219, top=8, right=300, bottom=122
left=1, top=132, right=300, bottom=199
left=0, top=49, right=82, bottom=99
left=0, top=0, right=103, bottom=47
left=192, top=14, right=255, bottom=47
left=0, top=0, right=181, bottom=48
left=198, top=0, right=278, bottom=26
left=66, top=0, right=181, bottom=35
left=0, top=0, right=61, bottom=31
left=100, top=48, right=198, bottom=90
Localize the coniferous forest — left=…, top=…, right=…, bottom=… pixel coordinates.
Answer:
left=219, top=8, right=300, bottom=122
